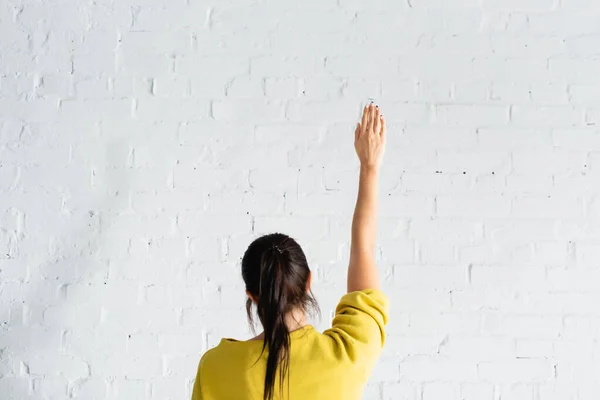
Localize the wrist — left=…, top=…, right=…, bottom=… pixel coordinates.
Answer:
left=360, top=164, right=380, bottom=175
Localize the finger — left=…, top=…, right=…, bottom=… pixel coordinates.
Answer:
left=380, top=115, right=386, bottom=140
left=369, top=103, right=375, bottom=132
left=374, top=106, right=381, bottom=133
left=361, top=104, right=369, bottom=129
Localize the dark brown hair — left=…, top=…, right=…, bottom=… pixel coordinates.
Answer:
left=241, top=232, right=319, bottom=400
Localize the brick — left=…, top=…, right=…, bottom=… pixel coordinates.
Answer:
left=489, top=82, right=531, bottom=104
left=285, top=192, right=355, bottom=216
left=473, top=265, right=545, bottom=289
left=510, top=106, right=584, bottom=127
left=176, top=55, right=249, bottom=77
left=302, top=76, right=345, bottom=99
left=409, top=218, right=482, bottom=243
left=394, top=265, right=466, bottom=289
left=342, top=78, right=382, bottom=100
left=478, top=360, right=554, bottom=382
left=226, top=76, right=263, bottom=98
left=568, top=84, right=600, bottom=104
left=394, top=289, right=452, bottom=312
left=136, top=99, right=209, bottom=121
left=437, top=149, right=511, bottom=174
left=505, top=173, right=554, bottom=193
left=382, top=381, right=419, bottom=400
left=400, top=56, right=475, bottom=81
left=481, top=13, right=529, bottom=33
left=417, top=240, right=458, bottom=264
left=482, top=313, right=563, bottom=338
left=512, top=195, right=584, bottom=218
left=213, top=99, right=284, bottom=122
left=286, top=99, right=361, bottom=123
left=481, top=0, right=557, bottom=11
left=400, top=356, right=478, bottom=381
left=478, top=128, right=552, bottom=149
left=496, top=384, right=535, bottom=400
left=550, top=59, right=600, bottom=84
left=189, top=76, right=228, bottom=98
left=488, top=223, right=534, bottom=248
left=264, top=77, right=301, bottom=99
left=385, top=334, right=442, bottom=357
left=537, top=383, right=578, bottom=400
left=380, top=193, right=435, bottom=217
left=437, top=194, right=511, bottom=218
left=422, top=382, right=460, bottom=400
left=435, top=105, right=509, bottom=127
left=453, top=81, right=490, bottom=102
left=251, top=56, right=322, bottom=77
left=531, top=241, right=571, bottom=266
left=116, top=51, right=172, bottom=75
left=529, top=83, right=569, bottom=105
left=461, top=383, right=495, bottom=400
left=419, top=35, right=492, bottom=56
left=490, top=35, right=565, bottom=57
left=417, top=80, right=453, bottom=102
left=325, top=56, right=398, bottom=76
left=515, top=339, right=554, bottom=358
left=477, top=59, right=551, bottom=83
left=133, top=6, right=210, bottom=30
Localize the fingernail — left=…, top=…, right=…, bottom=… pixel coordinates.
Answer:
left=376, top=105, right=379, bottom=108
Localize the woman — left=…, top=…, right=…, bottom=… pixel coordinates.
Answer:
left=191, top=103, right=389, bottom=400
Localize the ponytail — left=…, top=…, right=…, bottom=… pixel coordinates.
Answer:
left=241, top=233, right=319, bottom=400
left=257, top=248, right=290, bottom=400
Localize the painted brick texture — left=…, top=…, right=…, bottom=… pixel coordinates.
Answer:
left=1, top=0, right=600, bottom=399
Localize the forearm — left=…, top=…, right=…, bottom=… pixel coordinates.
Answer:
left=347, top=165, right=380, bottom=292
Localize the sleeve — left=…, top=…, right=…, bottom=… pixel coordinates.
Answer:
left=322, top=288, right=390, bottom=366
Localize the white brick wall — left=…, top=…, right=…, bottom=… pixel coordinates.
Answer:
left=1, top=0, right=599, bottom=399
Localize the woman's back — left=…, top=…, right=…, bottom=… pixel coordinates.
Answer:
left=193, top=289, right=389, bottom=400
left=191, top=103, right=388, bottom=400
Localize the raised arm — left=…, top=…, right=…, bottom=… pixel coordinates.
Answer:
left=347, top=103, right=386, bottom=293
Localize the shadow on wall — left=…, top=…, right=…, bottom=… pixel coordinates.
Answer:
left=0, top=119, right=153, bottom=399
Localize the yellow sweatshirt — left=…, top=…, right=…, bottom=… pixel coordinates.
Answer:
left=191, top=288, right=389, bottom=400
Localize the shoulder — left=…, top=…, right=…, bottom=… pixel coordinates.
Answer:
left=195, top=342, right=225, bottom=381
left=198, top=343, right=222, bottom=370
left=192, top=346, right=219, bottom=400
left=322, top=288, right=390, bottom=361
left=337, top=288, right=390, bottom=320
left=308, top=288, right=390, bottom=383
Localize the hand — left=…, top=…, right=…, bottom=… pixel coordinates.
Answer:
left=354, top=103, right=386, bottom=170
